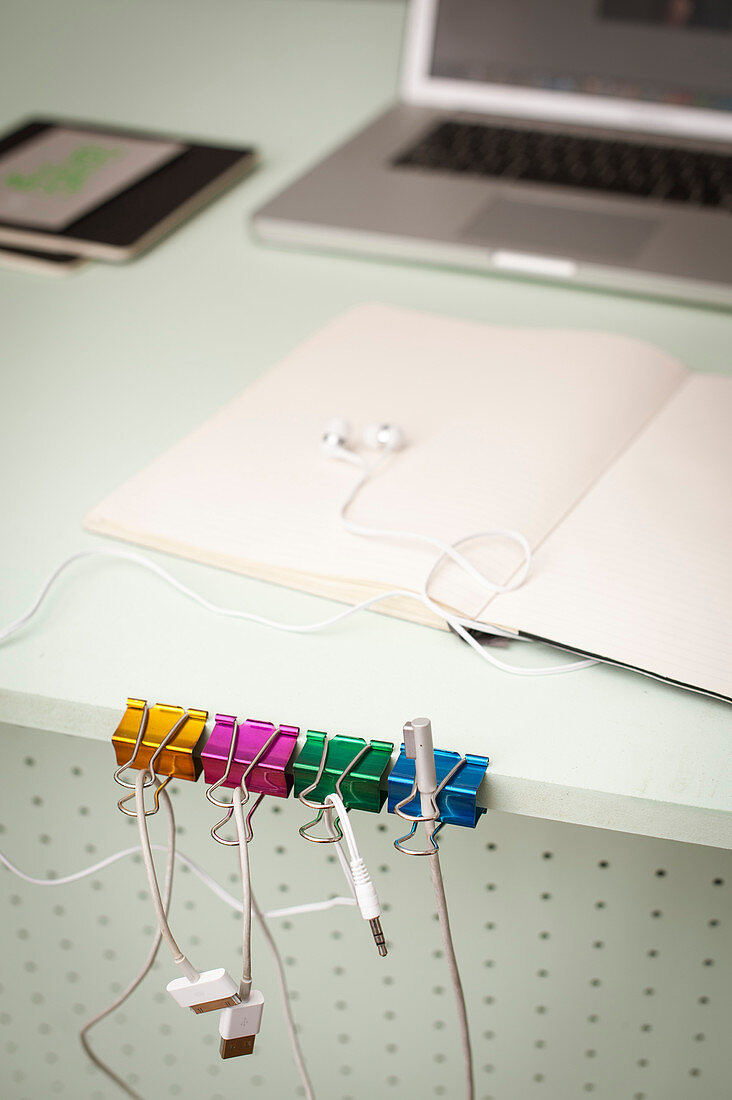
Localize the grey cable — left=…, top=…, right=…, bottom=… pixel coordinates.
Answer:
left=428, top=844, right=475, bottom=1100
left=252, top=888, right=316, bottom=1100
left=79, top=781, right=176, bottom=1099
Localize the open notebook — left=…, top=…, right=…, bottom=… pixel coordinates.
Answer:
left=85, top=304, right=732, bottom=701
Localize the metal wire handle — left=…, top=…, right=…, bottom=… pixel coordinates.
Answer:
left=210, top=726, right=282, bottom=846
left=298, top=742, right=372, bottom=844
left=115, top=707, right=189, bottom=817
left=393, top=756, right=466, bottom=856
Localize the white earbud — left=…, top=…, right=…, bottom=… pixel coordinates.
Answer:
left=362, top=423, right=406, bottom=453
left=321, top=418, right=353, bottom=457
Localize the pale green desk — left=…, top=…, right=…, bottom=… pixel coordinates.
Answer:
left=0, top=5, right=731, bottom=1100
left=1, top=0, right=730, bottom=847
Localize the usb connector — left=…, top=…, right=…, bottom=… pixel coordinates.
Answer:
left=167, top=968, right=241, bottom=1014
left=219, top=990, right=265, bottom=1059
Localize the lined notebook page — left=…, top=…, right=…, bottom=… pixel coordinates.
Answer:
left=481, top=375, right=732, bottom=698
left=85, top=304, right=686, bottom=626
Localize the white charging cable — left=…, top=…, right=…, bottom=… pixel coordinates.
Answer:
left=78, top=780, right=177, bottom=1100
left=134, top=771, right=200, bottom=983
left=0, top=829, right=317, bottom=1099
left=232, top=786, right=254, bottom=1000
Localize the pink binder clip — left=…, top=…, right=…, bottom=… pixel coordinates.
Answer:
left=201, top=715, right=299, bottom=799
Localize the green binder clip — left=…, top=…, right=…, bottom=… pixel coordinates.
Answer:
left=293, top=731, right=394, bottom=815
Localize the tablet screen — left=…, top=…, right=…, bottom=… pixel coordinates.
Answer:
left=0, top=126, right=182, bottom=230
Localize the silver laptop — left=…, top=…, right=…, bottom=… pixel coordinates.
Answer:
left=253, top=0, right=732, bottom=306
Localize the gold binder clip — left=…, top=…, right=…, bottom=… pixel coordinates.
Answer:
left=113, top=698, right=209, bottom=785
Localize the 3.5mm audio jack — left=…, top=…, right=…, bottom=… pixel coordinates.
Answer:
left=369, top=916, right=388, bottom=957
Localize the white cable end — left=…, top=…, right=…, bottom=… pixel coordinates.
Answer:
left=219, top=989, right=265, bottom=1058
left=350, top=856, right=388, bottom=956
left=350, top=857, right=380, bottom=920
left=167, top=968, right=240, bottom=1014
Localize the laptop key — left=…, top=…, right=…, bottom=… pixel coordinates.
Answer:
left=393, top=121, right=732, bottom=210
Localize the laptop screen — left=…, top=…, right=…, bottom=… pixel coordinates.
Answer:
left=431, top=0, right=732, bottom=113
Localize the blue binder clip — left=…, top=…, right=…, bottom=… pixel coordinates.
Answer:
left=387, top=744, right=488, bottom=832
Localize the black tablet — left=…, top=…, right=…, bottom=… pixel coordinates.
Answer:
left=0, top=243, right=87, bottom=275
left=0, top=118, right=257, bottom=260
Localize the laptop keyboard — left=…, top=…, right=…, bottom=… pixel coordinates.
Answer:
left=393, top=121, right=732, bottom=210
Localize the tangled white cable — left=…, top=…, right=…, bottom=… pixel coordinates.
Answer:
left=0, top=417, right=595, bottom=675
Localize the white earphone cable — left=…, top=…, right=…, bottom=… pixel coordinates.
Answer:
left=338, top=454, right=531, bottom=596
left=0, top=546, right=594, bottom=675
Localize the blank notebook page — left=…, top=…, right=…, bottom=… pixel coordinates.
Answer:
left=482, top=374, right=732, bottom=698
left=85, top=304, right=686, bottom=626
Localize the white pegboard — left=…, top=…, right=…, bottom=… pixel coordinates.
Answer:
left=0, top=721, right=729, bottom=1100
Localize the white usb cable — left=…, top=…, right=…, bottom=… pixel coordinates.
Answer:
left=134, top=772, right=200, bottom=983
left=134, top=772, right=243, bottom=1016
left=0, top=826, right=316, bottom=1098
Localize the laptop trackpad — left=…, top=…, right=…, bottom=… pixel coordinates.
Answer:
left=464, top=198, right=658, bottom=263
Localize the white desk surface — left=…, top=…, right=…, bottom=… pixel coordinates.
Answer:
left=1, top=0, right=730, bottom=849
